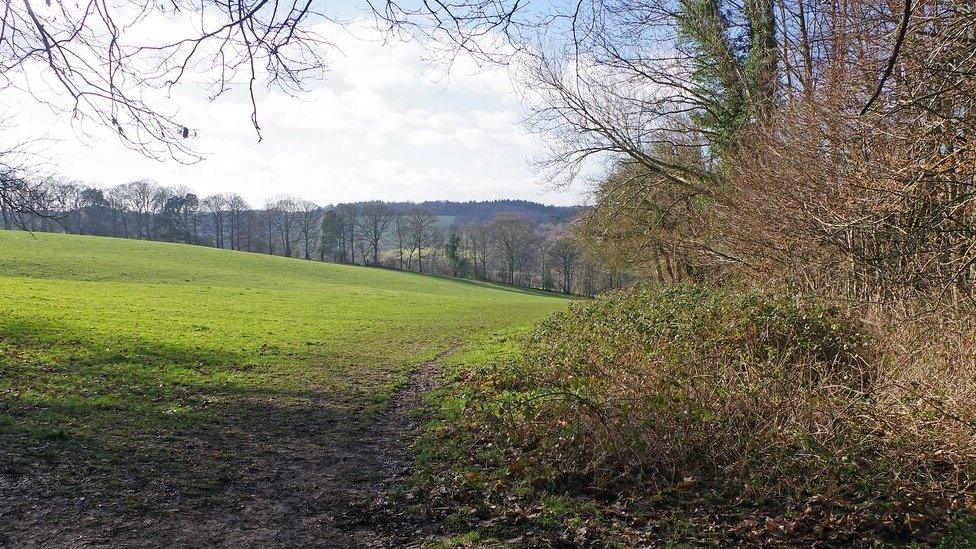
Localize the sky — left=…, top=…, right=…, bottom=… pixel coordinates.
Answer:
left=6, top=18, right=590, bottom=208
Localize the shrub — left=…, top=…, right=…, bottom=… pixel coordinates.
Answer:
left=482, top=286, right=878, bottom=500
left=422, top=286, right=976, bottom=543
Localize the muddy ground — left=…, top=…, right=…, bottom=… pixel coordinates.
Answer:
left=0, top=363, right=442, bottom=548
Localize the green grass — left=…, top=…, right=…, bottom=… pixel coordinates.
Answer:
left=0, top=230, right=567, bottom=508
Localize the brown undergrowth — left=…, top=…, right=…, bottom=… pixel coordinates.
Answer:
left=414, top=286, right=976, bottom=546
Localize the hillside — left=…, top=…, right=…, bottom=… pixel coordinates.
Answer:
left=0, top=231, right=568, bottom=545
left=339, top=199, right=580, bottom=226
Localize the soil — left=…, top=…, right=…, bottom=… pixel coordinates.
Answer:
left=0, top=360, right=444, bottom=548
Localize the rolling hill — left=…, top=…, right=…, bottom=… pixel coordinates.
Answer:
left=0, top=230, right=568, bottom=545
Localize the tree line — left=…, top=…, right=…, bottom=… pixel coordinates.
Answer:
left=4, top=0, right=972, bottom=308
left=0, top=178, right=619, bottom=296
left=528, top=0, right=976, bottom=307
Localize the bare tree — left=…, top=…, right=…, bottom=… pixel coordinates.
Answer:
left=464, top=223, right=492, bottom=281
left=119, top=180, right=165, bottom=240
left=296, top=200, right=320, bottom=260
left=487, top=213, right=536, bottom=285
left=50, top=181, right=86, bottom=234
left=267, top=197, right=301, bottom=257
left=105, top=185, right=132, bottom=237
left=427, top=228, right=446, bottom=274
left=262, top=202, right=277, bottom=255
left=335, top=204, right=360, bottom=264
left=240, top=209, right=261, bottom=252
left=356, top=202, right=394, bottom=266
left=406, top=209, right=438, bottom=273
left=393, top=212, right=408, bottom=270
left=0, top=172, right=56, bottom=231
left=201, top=194, right=229, bottom=248
left=548, top=233, right=582, bottom=294
left=225, top=194, right=250, bottom=251
left=319, top=208, right=347, bottom=262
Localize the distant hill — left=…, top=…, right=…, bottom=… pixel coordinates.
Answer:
left=338, top=200, right=580, bottom=226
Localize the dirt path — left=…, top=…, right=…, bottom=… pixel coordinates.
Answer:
left=196, top=358, right=445, bottom=548
left=0, top=358, right=445, bottom=548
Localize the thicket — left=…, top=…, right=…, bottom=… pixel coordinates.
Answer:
left=420, top=287, right=976, bottom=543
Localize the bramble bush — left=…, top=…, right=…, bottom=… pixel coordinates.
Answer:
left=482, top=286, right=877, bottom=498
left=423, top=286, right=976, bottom=543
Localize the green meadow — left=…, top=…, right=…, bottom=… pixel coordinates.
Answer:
left=0, top=230, right=566, bottom=542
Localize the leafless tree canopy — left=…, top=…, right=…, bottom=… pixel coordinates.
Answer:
left=544, top=0, right=976, bottom=304
left=2, top=0, right=332, bottom=160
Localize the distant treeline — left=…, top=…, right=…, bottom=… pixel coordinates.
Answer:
left=350, top=199, right=579, bottom=225
left=1, top=179, right=625, bottom=296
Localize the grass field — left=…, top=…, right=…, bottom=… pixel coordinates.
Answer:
left=0, top=230, right=567, bottom=544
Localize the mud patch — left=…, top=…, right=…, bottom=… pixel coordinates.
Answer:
left=0, top=358, right=446, bottom=548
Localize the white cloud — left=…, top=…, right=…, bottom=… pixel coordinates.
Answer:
left=2, top=17, right=586, bottom=207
